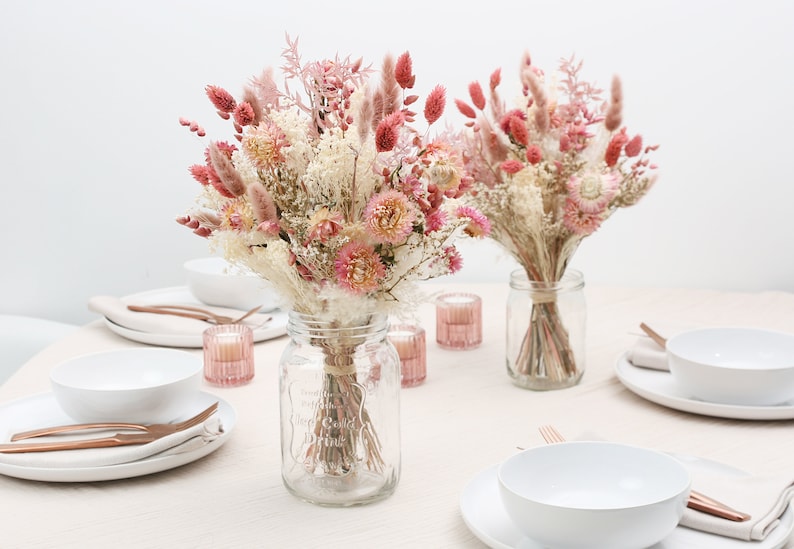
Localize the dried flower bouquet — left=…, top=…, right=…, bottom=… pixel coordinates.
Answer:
left=455, top=52, right=658, bottom=386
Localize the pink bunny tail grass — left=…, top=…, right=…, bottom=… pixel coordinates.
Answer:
left=375, top=111, right=404, bottom=152
left=468, top=81, right=486, bottom=110
left=378, top=54, right=402, bottom=117
left=604, top=75, right=623, bottom=132
left=625, top=134, right=643, bottom=157
left=424, top=85, right=446, bottom=126
left=455, top=99, right=477, bottom=119
left=247, top=182, right=278, bottom=224
left=357, top=95, right=374, bottom=145
left=522, top=67, right=549, bottom=133
left=208, top=141, right=246, bottom=197
left=395, top=51, right=415, bottom=89
left=205, top=85, right=236, bottom=113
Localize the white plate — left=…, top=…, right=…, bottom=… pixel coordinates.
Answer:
left=0, top=391, right=235, bottom=482
left=615, top=352, right=794, bottom=421
left=460, top=460, right=793, bottom=549
left=104, top=286, right=288, bottom=348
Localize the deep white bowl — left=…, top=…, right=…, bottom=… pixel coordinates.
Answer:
left=50, top=348, right=203, bottom=423
left=184, top=257, right=280, bottom=312
left=498, top=441, right=690, bottom=549
left=666, top=327, right=794, bottom=406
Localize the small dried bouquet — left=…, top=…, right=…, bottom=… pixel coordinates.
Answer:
left=178, top=37, right=488, bottom=476
left=455, top=52, right=658, bottom=386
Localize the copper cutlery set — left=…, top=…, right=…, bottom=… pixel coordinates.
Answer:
left=125, top=303, right=266, bottom=325
left=0, top=402, right=219, bottom=453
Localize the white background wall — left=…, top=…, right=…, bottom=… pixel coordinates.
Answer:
left=2, top=0, right=792, bottom=325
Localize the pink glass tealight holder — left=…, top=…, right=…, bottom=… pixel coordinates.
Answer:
left=435, top=292, right=482, bottom=350
left=203, top=324, right=254, bottom=387
left=387, top=324, right=427, bottom=388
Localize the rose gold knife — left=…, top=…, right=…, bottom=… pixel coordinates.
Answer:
left=0, top=432, right=161, bottom=453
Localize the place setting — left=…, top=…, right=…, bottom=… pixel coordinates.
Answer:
left=87, top=256, right=289, bottom=348
left=0, top=347, right=236, bottom=483
left=615, top=322, right=794, bottom=421
left=460, top=425, right=794, bottom=549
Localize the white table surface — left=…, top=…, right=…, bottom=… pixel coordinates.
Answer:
left=1, top=282, right=793, bottom=549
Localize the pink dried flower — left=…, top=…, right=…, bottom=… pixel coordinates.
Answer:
left=256, top=220, right=281, bottom=236
left=604, top=76, right=623, bottom=132
left=220, top=198, right=254, bottom=231
left=456, top=206, right=491, bottom=238
left=242, top=121, right=288, bottom=170
left=334, top=241, right=386, bottom=294
left=522, top=67, right=549, bottom=132
left=525, top=145, right=543, bottom=165
left=304, top=207, right=344, bottom=244
left=247, top=182, right=278, bottom=224
left=567, top=172, right=619, bottom=213
left=443, top=246, right=463, bottom=274
left=500, top=159, right=524, bottom=174
left=605, top=130, right=630, bottom=167
left=424, top=85, right=446, bottom=125
left=189, top=164, right=211, bottom=185
left=233, top=102, right=256, bottom=127
left=205, top=85, right=236, bottom=113
left=394, top=52, right=415, bottom=89
left=625, top=134, right=643, bottom=157
left=375, top=111, right=404, bottom=152
left=499, top=109, right=526, bottom=135
left=509, top=116, right=529, bottom=146
left=469, top=82, right=486, bottom=110
left=424, top=209, right=447, bottom=233
left=455, top=99, right=477, bottom=119
left=489, top=68, right=501, bottom=91
left=364, top=190, right=416, bottom=244
left=208, top=141, right=246, bottom=197
left=562, top=198, right=604, bottom=236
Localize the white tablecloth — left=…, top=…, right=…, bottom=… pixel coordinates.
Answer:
left=1, top=283, right=793, bottom=548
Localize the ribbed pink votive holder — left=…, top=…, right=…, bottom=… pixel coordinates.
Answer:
left=435, top=293, right=482, bottom=350
left=202, top=324, right=254, bottom=387
left=387, top=324, right=427, bottom=388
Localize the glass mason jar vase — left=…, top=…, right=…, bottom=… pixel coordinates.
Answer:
left=506, top=269, right=586, bottom=390
left=279, top=311, right=401, bottom=506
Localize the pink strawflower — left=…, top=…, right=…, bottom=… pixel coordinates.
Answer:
left=375, top=111, right=404, bottom=152
left=468, top=82, right=486, bottom=110
left=394, top=52, right=415, bottom=89
left=424, top=85, right=446, bottom=125
left=334, top=242, right=386, bottom=294
left=220, top=198, right=255, bottom=232
left=526, top=144, right=543, bottom=165
left=242, top=121, right=288, bottom=170
left=205, top=85, right=236, bottom=113
left=443, top=246, right=463, bottom=274
left=424, top=208, right=447, bottom=233
left=567, top=172, right=619, bottom=213
left=562, top=198, right=604, bottom=236
left=456, top=206, right=491, bottom=238
left=455, top=99, right=477, bottom=119
left=364, top=190, right=416, bottom=244
left=501, top=159, right=524, bottom=174
left=304, top=207, right=344, bottom=244
left=256, top=220, right=281, bottom=236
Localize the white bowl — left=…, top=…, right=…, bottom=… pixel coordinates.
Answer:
left=50, top=348, right=203, bottom=423
left=184, top=257, right=280, bottom=312
left=498, top=441, right=690, bottom=549
left=666, top=327, right=794, bottom=406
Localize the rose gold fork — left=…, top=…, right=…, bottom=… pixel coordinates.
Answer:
left=1, top=402, right=219, bottom=453
left=126, top=304, right=265, bottom=325
left=537, top=424, right=751, bottom=522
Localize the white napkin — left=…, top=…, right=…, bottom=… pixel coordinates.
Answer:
left=679, top=464, right=794, bottom=541
left=0, top=417, right=223, bottom=469
left=626, top=336, right=669, bottom=370
left=88, top=295, right=270, bottom=336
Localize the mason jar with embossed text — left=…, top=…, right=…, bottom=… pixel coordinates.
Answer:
left=279, top=310, right=401, bottom=506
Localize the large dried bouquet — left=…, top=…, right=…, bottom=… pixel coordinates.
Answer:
left=455, top=52, right=658, bottom=386
left=177, top=37, right=488, bottom=480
